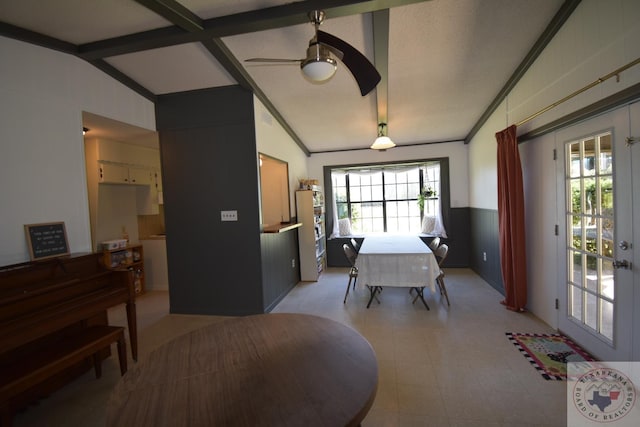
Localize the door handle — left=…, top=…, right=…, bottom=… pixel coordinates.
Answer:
left=618, top=240, right=630, bottom=250
left=612, top=260, right=631, bottom=269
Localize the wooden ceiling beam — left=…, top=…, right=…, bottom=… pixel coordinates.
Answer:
left=373, top=9, right=390, bottom=130
left=464, top=0, right=581, bottom=143
left=77, top=0, right=430, bottom=60
left=134, top=0, right=311, bottom=155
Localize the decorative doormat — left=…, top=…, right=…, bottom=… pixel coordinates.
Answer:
left=506, top=332, right=596, bottom=380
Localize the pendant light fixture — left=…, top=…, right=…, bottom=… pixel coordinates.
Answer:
left=370, top=123, right=395, bottom=150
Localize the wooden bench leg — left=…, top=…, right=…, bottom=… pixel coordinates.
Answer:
left=116, top=333, right=127, bottom=376
left=93, top=353, right=103, bottom=379
left=126, top=302, right=138, bottom=362
left=1, top=403, right=12, bottom=427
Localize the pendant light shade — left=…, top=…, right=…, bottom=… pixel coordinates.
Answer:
left=371, top=123, right=396, bottom=150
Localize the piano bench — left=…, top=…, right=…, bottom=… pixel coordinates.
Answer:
left=0, top=325, right=127, bottom=424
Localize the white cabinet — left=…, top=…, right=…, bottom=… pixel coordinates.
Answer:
left=98, top=162, right=152, bottom=185
left=98, top=162, right=128, bottom=184
left=296, top=186, right=325, bottom=281
left=137, top=168, right=163, bottom=214
left=153, top=169, right=162, bottom=191
left=129, top=167, right=153, bottom=185
left=96, top=162, right=159, bottom=214
left=94, top=138, right=161, bottom=168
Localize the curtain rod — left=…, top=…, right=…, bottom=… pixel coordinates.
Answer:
left=515, top=57, right=640, bottom=126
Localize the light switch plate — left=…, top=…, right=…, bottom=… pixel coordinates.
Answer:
left=221, top=210, right=238, bottom=221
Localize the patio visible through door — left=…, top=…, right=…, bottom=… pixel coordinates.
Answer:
left=557, top=104, right=638, bottom=361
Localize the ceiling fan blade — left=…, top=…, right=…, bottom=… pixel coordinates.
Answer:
left=317, top=30, right=381, bottom=96
left=245, top=58, right=302, bottom=63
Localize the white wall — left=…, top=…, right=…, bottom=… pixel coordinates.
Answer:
left=468, top=100, right=507, bottom=210
left=0, top=37, right=155, bottom=265
left=307, top=141, right=470, bottom=208
left=467, top=0, right=640, bottom=327
left=519, top=132, right=560, bottom=327
left=254, top=97, right=309, bottom=220
left=94, top=185, right=140, bottom=248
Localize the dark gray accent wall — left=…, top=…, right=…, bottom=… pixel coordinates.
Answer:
left=469, top=208, right=504, bottom=295
left=436, top=207, right=470, bottom=268
left=157, top=86, right=266, bottom=315
left=261, top=230, right=300, bottom=312
left=327, top=237, right=355, bottom=267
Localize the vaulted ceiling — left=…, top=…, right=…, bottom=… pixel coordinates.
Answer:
left=0, top=0, right=577, bottom=154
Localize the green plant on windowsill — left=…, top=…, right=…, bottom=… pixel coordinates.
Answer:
left=417, top=187, right=437, bottom=210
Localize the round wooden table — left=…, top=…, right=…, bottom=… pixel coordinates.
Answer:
left=106, top=313, right=378, bottom=426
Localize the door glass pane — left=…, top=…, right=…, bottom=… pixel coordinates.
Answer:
left=569, top=216, right=581, bottom=249
left=569, top=284, right=583, bottom=319
left=565, top=132, right=614, bottom=343
left=584, top=177, right=596, bottom=216
left=568, top=142, right=581, bottom=177
left=585, top=292, right=597, bottom=330
left=601, top=300, right=614, bottom=340
left=570, top=179, right=581, bottom=214
left=601, top=259, right=614, bottom=299
left=585, top=255, right=598, bottom=292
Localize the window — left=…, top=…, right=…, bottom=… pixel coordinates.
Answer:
left=329, top=161, right=446, bottom=236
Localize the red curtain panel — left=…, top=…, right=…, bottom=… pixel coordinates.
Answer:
left=495, top=125, right=527, bottom=311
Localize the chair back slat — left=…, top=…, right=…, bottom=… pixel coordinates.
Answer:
left=342, top=244, right=357, bottom=268
left=434, top=243, right=449, bottom=266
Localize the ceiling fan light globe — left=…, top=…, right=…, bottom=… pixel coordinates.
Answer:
left=371, top=136, right=396, bottom=150
left=301, top=58, right=337, bottom=82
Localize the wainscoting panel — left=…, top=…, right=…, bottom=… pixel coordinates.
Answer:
left=469, top=208, right=504, bottom=295
left=261, top=230, right=300, bottom=312
left=327, top=237, right=353, bottom=268
left=439, top=207, right=470, bottom=268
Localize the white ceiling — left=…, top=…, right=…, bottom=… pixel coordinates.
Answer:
left=0, top=0, right=568, bottom=153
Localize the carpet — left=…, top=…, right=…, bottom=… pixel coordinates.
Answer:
left=506, top=332, right=595, bottom=380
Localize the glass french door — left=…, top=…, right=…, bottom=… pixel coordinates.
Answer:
left=557, top=104, right=637, bottom=361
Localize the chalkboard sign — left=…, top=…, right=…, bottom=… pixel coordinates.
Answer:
left=24, top=222, right=70, bottom=261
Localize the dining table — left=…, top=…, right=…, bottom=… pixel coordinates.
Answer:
left=105, top=313, right=378, bottom=427
left=355, top=234, right=440, bottom=309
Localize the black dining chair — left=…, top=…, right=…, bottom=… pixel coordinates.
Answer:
left=433, top=243, right=450, bottom=306
left=342, top=244, right=358, bottom=303
left=428, top=236, right=440, bottom=251
left=350, top=238, right=360, bottom=253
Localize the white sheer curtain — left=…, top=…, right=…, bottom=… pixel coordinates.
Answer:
left=329, top=172, right=344, bottom=239
left=421, top=164, right=447, bottom=237
left=384, top=164, right=447, bottom=237
left=428, top=208, right=448, bottom=238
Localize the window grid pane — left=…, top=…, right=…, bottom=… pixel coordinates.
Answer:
left=332, top=162, right=441, bottom=234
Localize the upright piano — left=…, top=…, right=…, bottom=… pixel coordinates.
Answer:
left=0, top=252, right=138, bottom=420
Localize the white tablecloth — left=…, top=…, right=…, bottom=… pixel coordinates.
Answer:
left=356, top=235, right=438, bottom=292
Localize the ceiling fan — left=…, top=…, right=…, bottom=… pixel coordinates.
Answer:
left=245, top=10, right=381, bottom=96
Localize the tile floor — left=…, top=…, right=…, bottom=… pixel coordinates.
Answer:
left=13, top=268, right=567, bottom=427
